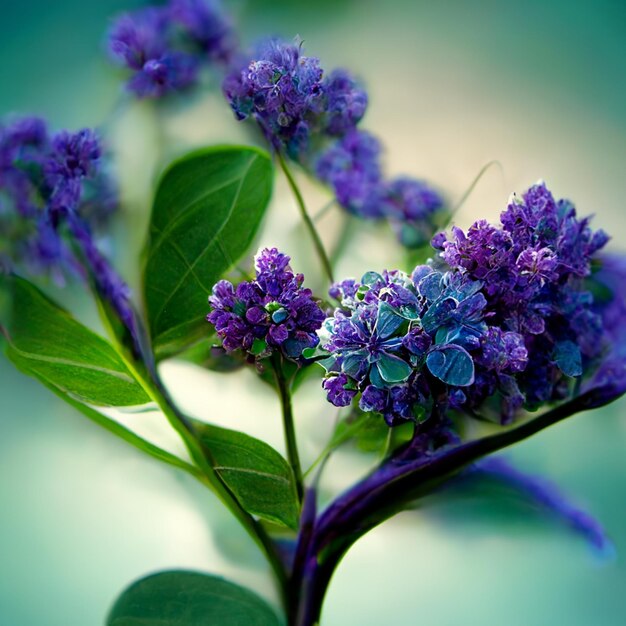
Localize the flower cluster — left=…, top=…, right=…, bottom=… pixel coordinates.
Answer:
left=320, top=182, right=612, bottom=426
left=223, top=37, right=444, bottom=247
left=583, top=254, right=626, bottom=402
left=107, top=0, right=235, bottom=98
left=320, top=265, right=524, bottom=425
left=207, top=248, right=325, bottom=360
left=223, top=39, right=367, bottom=161
left=0, top=116, right=138, bottom=342
left=0, top=116, right=116, bottom=277
left=434, top=182, right=609, bottom=415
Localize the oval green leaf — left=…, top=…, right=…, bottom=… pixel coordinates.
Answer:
left=192, top=420, right=300, bottom=529
left=1, top=276, right=149, bottom=406
left=107, top=570, right=283, bottom=626
left=143, top=146, right=273, bottom=360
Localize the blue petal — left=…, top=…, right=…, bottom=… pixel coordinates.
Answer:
left=418, top=271, right=444, bottom=301
left=342, top=349, right=369, bottom=378
left=426, top=344, right=475, bottom=386
left=376, top=352, right=412, bottom=383
left=553, top=340, right=583, bottom=377
left=361, top=271, right=384, bottom=287
left=375, top=301, right=406, bottom=339
left=421, top=297, right=456, bottom=334
left=369, top=364, right=386, bottom=388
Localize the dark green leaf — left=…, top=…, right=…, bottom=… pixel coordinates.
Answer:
left=192, top=420, right=300, bottom=529
left=143, top=146, right=273, bottom=360
left=107, top=570, right=283, bottom=626
left=426, top=344, right=475, bottom=386
left=1, top=276, right=149, bottom=406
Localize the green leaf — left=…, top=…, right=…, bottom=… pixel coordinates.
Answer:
left=107, top=570, right=283, bottom=626
left=143, top=145, right=273, bottom=360
left=192, top=420, right=300, bottom=529
left=1, top=276, right=149, bottom=407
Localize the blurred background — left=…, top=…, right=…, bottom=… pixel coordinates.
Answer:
left=1, top=1, right=626, bottom=624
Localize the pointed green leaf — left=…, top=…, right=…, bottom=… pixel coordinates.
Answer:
left=143, top=146, right=273, bottom=360
left=192, top=420, right=300, bottom=529
left=107, top=570, right=283, bottom=626
left=1, top=276, right=149, bottom=406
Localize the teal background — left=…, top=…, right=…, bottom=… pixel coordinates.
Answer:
left=1, top=1, right=626, bottom=625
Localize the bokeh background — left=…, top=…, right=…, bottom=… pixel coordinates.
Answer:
left=1, top=1, right=626, bottom=625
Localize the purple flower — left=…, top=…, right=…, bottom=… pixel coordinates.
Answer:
left=170, top=0, right=236, bottom=62
left=223, top=38, right=325, bottom=160
left=319, top=267, right=500, bottom=425
left=433, top=182, right=611, bottom=419
left=315, top=129, right=384, bottom=217
left=108, top=7, right=198, bottom=98
left=207, top=248, right=325, bottom=359
left=582, top=254, right=626, bottom=404
left=323, top=69, right=368, bottom=136
left=320, top=183, right=624, bottom=426
left=379, top=177, right=445, bottom=248
left=45, top=129, right=101, bottom=220
left=323, top=373, right=357, bottom=407
left=0, top=117, right=119, bottom=279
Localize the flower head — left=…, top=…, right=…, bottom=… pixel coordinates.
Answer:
left=223, top=38, right=369, bottom=162
left=324, top=69, right=368, bottom=136
left=107, top=1, right=234, bottom=99
left=321, top=182, right=619, bottom=427
left=170, top=0, right=236, bottom=62
left=207, top=248, right=325, bottom=359
left=315, top=129, right=384, bottom=217
left=0, top=117, right=118, bottom=278
left=320, top=267, right=514, bottom=425
left=108, top=7, right=198, bottom=98
left=379, top=177, right=445, bottom=248
left=223, top=38, right=326, bottom=160
left=433, top=182, right=609, bottom=417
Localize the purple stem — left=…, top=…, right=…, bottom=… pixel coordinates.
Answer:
left=291, top=384, right=623, bottom=626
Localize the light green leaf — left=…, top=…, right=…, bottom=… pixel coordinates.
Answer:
left=1, top=276, right=149, bottom=406
left=143, top=146, right=273, bottom=360
left=192, top=420, right=300, bottom=529
left=107, top=570, right=284, bottom=625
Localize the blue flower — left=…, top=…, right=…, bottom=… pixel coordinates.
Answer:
left=320, top=268, right=506, bottom=425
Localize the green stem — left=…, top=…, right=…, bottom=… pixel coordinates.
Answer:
left=273, top=354, right=304, bottom=502
left=147, top=371, right=290, bottom=606
left=312, top=198, right=336, bottom=223
left=93, top=296, right=290, bottom=609
left=277, top=153, right=334, bottom=284
left=329, top=212, right=354, bottom=269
